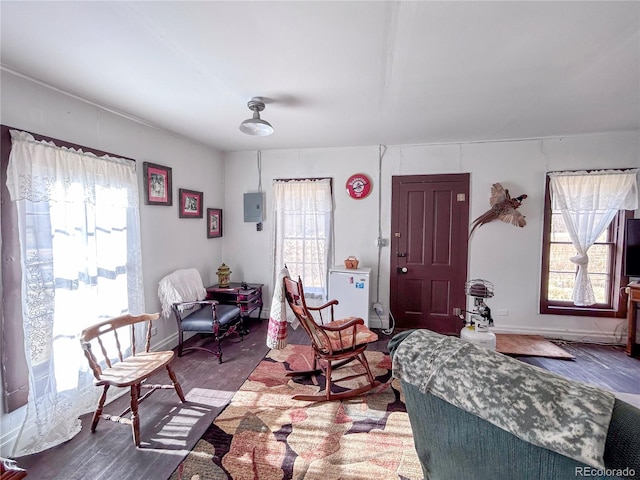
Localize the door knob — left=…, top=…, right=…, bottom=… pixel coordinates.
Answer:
left=397, top=266, right=408, bottom=274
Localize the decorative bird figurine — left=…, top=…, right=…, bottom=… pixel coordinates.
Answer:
left=469, top=183, right=527, bottom=238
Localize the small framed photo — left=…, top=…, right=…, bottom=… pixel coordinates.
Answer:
left=207, top=208, right=223, bottom=238
left=178, top=189, right=203, bottom=218
left=143, top=162, right=172, bottom=206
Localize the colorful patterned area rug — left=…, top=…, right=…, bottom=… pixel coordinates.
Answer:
left=170, top=344, right=422, bottom=480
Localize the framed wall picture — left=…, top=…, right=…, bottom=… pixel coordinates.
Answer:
left=207, top=208, right=223, bottom=238
left=178, top=188, right=203, bottom=218
left=143, top=162, right=172, bottom=205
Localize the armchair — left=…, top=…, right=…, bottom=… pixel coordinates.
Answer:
left=389, top=329, right=640, bottom=480
left=158, top=268, right=242, bottom=363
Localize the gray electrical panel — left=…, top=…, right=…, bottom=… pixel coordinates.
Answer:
left=244, top=192, right=263, bottom=222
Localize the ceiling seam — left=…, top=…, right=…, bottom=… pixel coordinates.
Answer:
left=380, top=1, right=401, bottom=110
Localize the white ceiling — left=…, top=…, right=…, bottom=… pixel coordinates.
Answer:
left=1, top=1, right=639, bottom=153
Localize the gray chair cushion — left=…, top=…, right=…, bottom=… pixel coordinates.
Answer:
left=180, top=304, right=240, bottom=331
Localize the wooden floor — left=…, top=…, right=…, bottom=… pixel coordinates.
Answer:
left=15, top=323, right=640, bottom=479
left=16, top=317, right=272, bottom=480
left=515, top=339, right=640, bottom=394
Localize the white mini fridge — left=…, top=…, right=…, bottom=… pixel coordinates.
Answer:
left=328, top=267, right=371, bottom=327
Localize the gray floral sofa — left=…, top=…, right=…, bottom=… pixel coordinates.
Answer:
left=389, top=329, right=640, bottom=480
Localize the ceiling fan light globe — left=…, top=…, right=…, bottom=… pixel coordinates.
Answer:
left=239, top=118, right=274, bottom=136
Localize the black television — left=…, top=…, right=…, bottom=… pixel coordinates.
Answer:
left=624, top=218, right=640, bottom=277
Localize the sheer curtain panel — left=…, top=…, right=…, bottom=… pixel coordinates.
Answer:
left=271, top=179, right=333, bottom=300
left=548, top=169, right=638, bottom=306
left=6, top=130, right=145, bottom=456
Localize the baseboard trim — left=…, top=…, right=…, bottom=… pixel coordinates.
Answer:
left=365, top=320, right=625, bottom=346
left=491, top=325, right=626, bottom=345
left=151, top=332, right=179, bottom=352
left=368, top=315, right=386, bottom=330
left=1, top=425, right=21, bottom=457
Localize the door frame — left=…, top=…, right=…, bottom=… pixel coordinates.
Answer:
left=389, top=173, right=470, bottom=332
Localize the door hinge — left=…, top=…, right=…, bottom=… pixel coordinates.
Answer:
left=394, top=232, right=401, bottom=237
left=456, top=193, right=466, bottom=202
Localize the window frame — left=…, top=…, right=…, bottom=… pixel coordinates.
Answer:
left=539, top=174, right=629, bottom=318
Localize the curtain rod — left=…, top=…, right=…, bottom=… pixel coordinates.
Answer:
left=7, top=126, right=136, bottom=166
left=546, top=168, right=638, bottom=175
left=273, top=177, right=332, bottom=182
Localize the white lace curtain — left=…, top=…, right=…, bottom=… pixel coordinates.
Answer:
left=271, top=179, right=333, bottom=300
left=6, top=130, right=145, bottom=456
left=548, top=169, right=638, bottom=306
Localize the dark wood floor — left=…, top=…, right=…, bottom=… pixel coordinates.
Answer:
left=516, top=340, right=640, bottom=394
left=16, top=317, right=272, bottom=480
left=15, top=322, right=640, bottom=479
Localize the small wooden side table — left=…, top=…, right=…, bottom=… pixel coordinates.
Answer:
left=206, top=282, right=264, bottom=321
left=625, top=282, right=640, bottom=356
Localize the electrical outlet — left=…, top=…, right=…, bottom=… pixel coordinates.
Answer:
left=373, top=302, right=384, bottom=315
left=376, top=238, right=389, bottom=247
left=150, top=326, right=157, bottom=337
left=497, top=309, right=509, bottom=316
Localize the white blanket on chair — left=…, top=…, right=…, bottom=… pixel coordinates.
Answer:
left=158, top=268, right=207, bottom=318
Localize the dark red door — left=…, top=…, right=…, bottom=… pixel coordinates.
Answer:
left=390, top=174, right=470, bottom=334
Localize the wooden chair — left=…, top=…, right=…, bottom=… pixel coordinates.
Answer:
left=283, top=276, right=381, bottom=401
left=1, top=458, right=27, bottom=480
left=79, top=313, right=186, bottom=447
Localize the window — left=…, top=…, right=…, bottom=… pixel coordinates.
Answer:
left=272, top=179, right=333, bottom=298
left=1, top=126, right=144, bottom=456
left=540, top=170, right=637, bottom=317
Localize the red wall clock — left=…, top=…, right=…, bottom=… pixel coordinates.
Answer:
left=346, top=173, right=372, bottom=199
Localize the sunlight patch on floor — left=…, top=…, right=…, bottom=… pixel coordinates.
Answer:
left=186, top=387, right=235, bottom=407
left=147, top=405, right=209, bottom=448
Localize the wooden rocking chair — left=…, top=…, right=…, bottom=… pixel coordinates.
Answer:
left=283, top=276, right=381, bottom=401
left=80, top=313, right=186, bottom=447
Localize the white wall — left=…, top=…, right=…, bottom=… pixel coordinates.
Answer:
left=0, top=70, right=226, bottom=454
left=223, top=133, right=639, bottom=342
